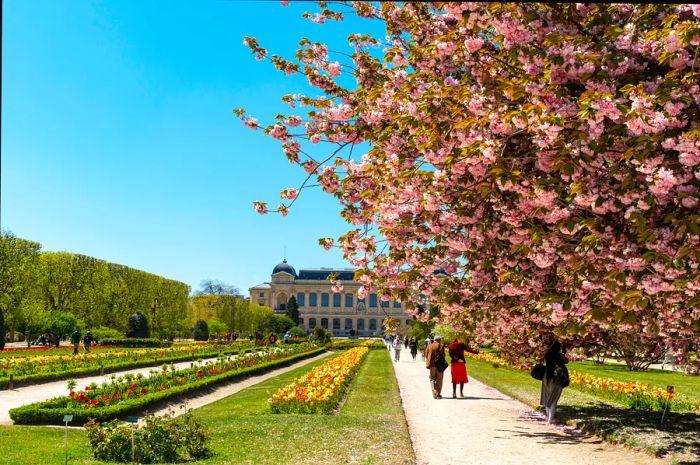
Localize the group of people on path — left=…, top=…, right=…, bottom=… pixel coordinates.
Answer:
left=69, top=327, right=93, bottom=354
left=386, top=334, right=420, bottom=361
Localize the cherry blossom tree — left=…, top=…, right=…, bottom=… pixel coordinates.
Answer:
left=238, top=2, right=700, bottom=369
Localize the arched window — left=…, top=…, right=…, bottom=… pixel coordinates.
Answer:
left=309, top=293, right=317, bottom=307
left=369, top=293, right=378, bottom=308
left=393, top=301, right=401, bottom=308
left=369, top=319, right=377, bottom=330
left=380, top=299, right=389, bottom=308
left=345, top=293, right=353, bottom=307
left=297, top=292, right=305, bottom=307
left=344, top=319, right=353, bottom=330
left=333, top=318, right=341, bottom=330
left=321, top=293, right=329, bottom=307
left=321, top=318, right=328, bottom=329
left=309, top=318, right=317, bottom=329
left=357, top=319, right=365, bottom=331
left=333, top=293, right=341, bottom=307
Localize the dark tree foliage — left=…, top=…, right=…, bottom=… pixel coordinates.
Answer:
left=126, top=311, right=150, bottom=338
left=193, top=319, right=209, bottom=341
left=285, top=296, right=300, bottom=325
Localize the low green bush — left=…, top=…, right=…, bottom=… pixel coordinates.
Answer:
left=101, top=338, right=171, bottom=348
left=85, top=413, right=210, bottom=463
left=10, top=347, right=325, bottom=425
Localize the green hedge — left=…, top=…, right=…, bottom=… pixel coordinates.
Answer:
left=10, top=347, right=326, bottom=425
left=0, top=347, right=248, bottom=389
left=101, top=338, right=171, bottom=348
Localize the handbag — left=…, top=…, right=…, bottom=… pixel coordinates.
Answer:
left=434, top=346, right=449, bottom=372
left=530, top=363, right=545, bottom=381
left=554, top=363, right=570, bottom=388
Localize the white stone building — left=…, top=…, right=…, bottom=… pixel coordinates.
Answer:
left=249, top=260, right=413, bottom=337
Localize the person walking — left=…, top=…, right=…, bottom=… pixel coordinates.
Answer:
left=422, top=336, right=431, bottom=361
left=409, top=336, right=418, bottom=361
left=448, top=338, right=469, bottom=398
left=83, top=329, right=93, bottom=353
left=425, top=336, right=446, bottom=399
left=393, top=335, right=402, bottom=362
left=70, top=328, right=82, bottom=355
left=540, top=340, right=569, bottom=424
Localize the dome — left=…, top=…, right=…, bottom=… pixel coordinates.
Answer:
left=272, top=259, right=297, bottom=277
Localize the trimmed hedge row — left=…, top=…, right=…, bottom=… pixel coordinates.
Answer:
left=10, top=347, right=326, bottom=425
left=0, top=346, right=252, bottom=390
left=101, top=338, right=171, bottom=348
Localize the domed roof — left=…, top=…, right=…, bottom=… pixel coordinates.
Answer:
left=272, top=259, right=297, bottom=277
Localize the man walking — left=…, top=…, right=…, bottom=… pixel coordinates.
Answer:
left=425, top=336, right=445, bottom=399
left=70, top=327, right=82, bottom=355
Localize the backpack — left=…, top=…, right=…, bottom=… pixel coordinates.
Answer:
left=554, top=363, right=570, bottom=388
left=433, top=345, right=449, bottom=372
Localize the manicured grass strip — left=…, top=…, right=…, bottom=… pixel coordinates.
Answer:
left=0, top=349, right=415, bottom=465
left=466, top=357, right=700, bottom=464
left=10, top=347, right=325, bottom=425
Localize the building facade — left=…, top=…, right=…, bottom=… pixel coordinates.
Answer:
left=249, top=260, right=413, bottom=337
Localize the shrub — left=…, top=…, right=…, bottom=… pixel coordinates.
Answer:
left=100, top=338, right=171, bottom=348
left=126, top=312, right=150, bottom=339
left=288, top=325, right=307, bottom=338
left=90, top=326, right=122, bottom=341
left=85, top=413, right=210, bottom=463
left=193, top=320, right=209, bottom=341
left=312, top=327, right=331, bottom=344
left=0, top=309, right=5, bottom=351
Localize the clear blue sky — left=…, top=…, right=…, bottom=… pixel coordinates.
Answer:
left=2, top=1, right=381, bottom=294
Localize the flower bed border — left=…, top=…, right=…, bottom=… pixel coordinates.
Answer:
left=10, top=347, right=326, bottom=425
left=1, top=346, right=253, bottom=390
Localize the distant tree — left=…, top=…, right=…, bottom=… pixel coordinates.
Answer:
left=259, top=314, right=295, bottom=337
left=193, top=319, right=209, bottom=341
left=312, top=327, right=331, bottom=344
left=43, top=311, right=78, bottom=347
left=0, top=231, right=41, bottom=347
left=207, top=319, right=228, bottom=339
left=196, top=280, right=239, bottom=296
left=126, top=311, right=150, bottom=338
left=285, top=296, right=299, bottom=325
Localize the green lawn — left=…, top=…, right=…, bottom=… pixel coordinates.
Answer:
left=0, top=349, right=415, bottom=465
left=466, top=358, right=700, bottom=465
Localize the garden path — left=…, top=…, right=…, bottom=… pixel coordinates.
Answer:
left=391, top=352, right=666, bottom=465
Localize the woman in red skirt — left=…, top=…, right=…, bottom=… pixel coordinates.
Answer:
left=448, top=338, right=470, bottom=398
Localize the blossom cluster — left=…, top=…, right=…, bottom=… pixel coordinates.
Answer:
left=269, top=347, right=368, bottom=414
left=239, top=2, right=700, bottom=368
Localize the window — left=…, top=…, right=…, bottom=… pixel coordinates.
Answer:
left=345, top=319, right=353, bottom=330
left=321, top=318, right=328, bottom=329
left=309, top=293, right=317, bottom=307
left=406, top=319, right=412, bottom=326
left=309, top=318, right=317, bottom=329
left=259, top=292, right=264, bottom=297
left=357, top=319, right=365, bottom=330
left=297, top=292, right=305, bottom=307
left=333, top=293, right=341, bottom=307
left=298, top=318, right=304, bottom=326
left=369, top=293, right=378, bottom=308
left=333, top=318, right=341, bottom=330
left=345, top=293, right=353, bottom=308
left=380, top=299, right=389, bottom=308
left=393, top=301, right=401, bottom=308
left=321, top=293, right=329, bottom=307
left=369, top=319, right=377, bottom=330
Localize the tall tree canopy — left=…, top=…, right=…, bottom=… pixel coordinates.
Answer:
left=239, top=2, right=700, bottom=367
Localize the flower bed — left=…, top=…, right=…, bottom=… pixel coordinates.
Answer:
left=0, top=341, right=253, bottom=388
left=464, top=351, right=699, bottom=412
left=10, top=343, right=324, bottom=425
left=270, top=346, right=368, bottom=414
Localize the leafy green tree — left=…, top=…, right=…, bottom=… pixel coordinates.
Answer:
left=288, top=325, right=307, bottom=338
left=259, top=314, right=294, bottom=337
left=207, top=319, right=228, bottom=339
left=126, top=311, right=150, bottom=338
left=193, top=320, right=209, bottom=341
left=312, top=327, right=331, bottom=344
left=0, top=231, right=41, bottom=347
left=285, top=296, right=300, bottom=325
left=44, top=312, right=78, bottom=346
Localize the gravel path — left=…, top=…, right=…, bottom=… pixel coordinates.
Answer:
left=391, top=354, right=667, bottom=465
left=0, top=354, right=236, bottom=424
